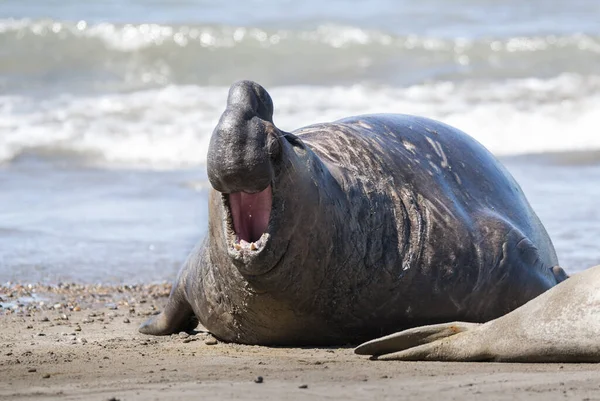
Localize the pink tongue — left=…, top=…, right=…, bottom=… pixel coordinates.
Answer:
left=229, top=185, right=272, bottom=243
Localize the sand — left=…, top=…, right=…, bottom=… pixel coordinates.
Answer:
left=1, top=283, right=599, bottom=401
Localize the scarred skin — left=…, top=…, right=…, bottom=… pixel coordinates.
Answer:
left=139, top=80, right=567, bottom=345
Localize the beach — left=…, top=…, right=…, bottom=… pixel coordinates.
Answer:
left=2, top=284, right=600, bottom=401
left=1, top=0, right=600, bottom=282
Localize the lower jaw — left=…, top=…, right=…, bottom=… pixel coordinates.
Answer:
left=226, top=231, right=270, bottom=263
left=231, top=232, right=268, bottom=252
left=225, top=233, right=290, bottom=277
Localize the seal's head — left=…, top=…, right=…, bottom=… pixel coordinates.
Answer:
left=207, top=81, right=316, bottom=277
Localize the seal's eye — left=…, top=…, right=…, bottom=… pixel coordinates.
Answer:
left=267, top=131, right=281, bottom=159
left=228, top=185, right=272, bottom=244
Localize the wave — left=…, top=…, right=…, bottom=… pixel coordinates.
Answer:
left=1, top=18, right=600, bottom=90
left=2, top=74, right=600, bottom=169
left=3, top=18, right=598, bottom=52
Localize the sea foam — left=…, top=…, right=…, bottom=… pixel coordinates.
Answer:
left=1, top=74, right=599, bottom=169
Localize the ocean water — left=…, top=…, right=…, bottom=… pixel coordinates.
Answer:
left=1, top=0, right=600, bottom=284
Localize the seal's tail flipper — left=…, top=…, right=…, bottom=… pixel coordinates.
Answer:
left=138, top=286, right=197, bottom=336
left=551, top=265, right=569, bottom=283
left=354, top=322, right=480, bottom=356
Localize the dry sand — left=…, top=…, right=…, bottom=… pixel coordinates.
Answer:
left=1, top=283, right=599, bottom=401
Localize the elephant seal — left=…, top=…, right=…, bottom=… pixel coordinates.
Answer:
left=355, top=265, right=600, bottom=362
left=139, top=80, right=566, bottom=345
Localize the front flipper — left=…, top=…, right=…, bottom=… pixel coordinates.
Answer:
left=139, top=284, right=197, bottom=335
left=355, top=322, right=480, bottom=356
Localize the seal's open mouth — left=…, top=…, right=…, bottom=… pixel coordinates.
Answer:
left=226, top=185, right=272, bottom=252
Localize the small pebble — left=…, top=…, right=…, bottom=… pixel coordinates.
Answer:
left=74, top=325, right=82, bottom=332
left=204, top=337, right=218, bottom=346
left=123, top=318, right=130, bottom=324
left=37, top=333, right=46, bottom=337
left=298, top=384, right=308, bottom=389
left=60, top=314, right=68, bottom=321
left=26, top=325, right=33, bottom=329
left=254, top=376, right=263, bottom=384
left=82, top=318, right=94, bottom=324
left=77, top=338, right=88, bottom=344
left=40, top=317, right=49, bottom=322
left=42, top=374, right=50, bottom=379
left=28, top=368, right=37, bottom=373
left=178, top=332, right=190, bottom=339
left=73, top=306, right=81, bottom=312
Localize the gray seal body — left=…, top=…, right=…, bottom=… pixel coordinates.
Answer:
left=140, top=80, right=566, bottom=345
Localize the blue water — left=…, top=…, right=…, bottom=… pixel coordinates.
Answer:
left=3, top=0, right=600, bottom=36
left=1, top=0, right=600, bottom=283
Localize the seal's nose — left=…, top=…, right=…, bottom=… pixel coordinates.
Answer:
left=207, top=81, right=281, bottom=194
left=227, top=80, right=273, bottom=123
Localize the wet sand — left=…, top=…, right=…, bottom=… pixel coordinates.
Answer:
left=1, top=284, right=599, bottom=401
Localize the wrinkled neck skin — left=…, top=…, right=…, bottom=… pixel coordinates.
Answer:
left=200, top=127, right=373, bottom=344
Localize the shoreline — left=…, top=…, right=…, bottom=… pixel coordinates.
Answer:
left=2, top=286, right=600, bottom=400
